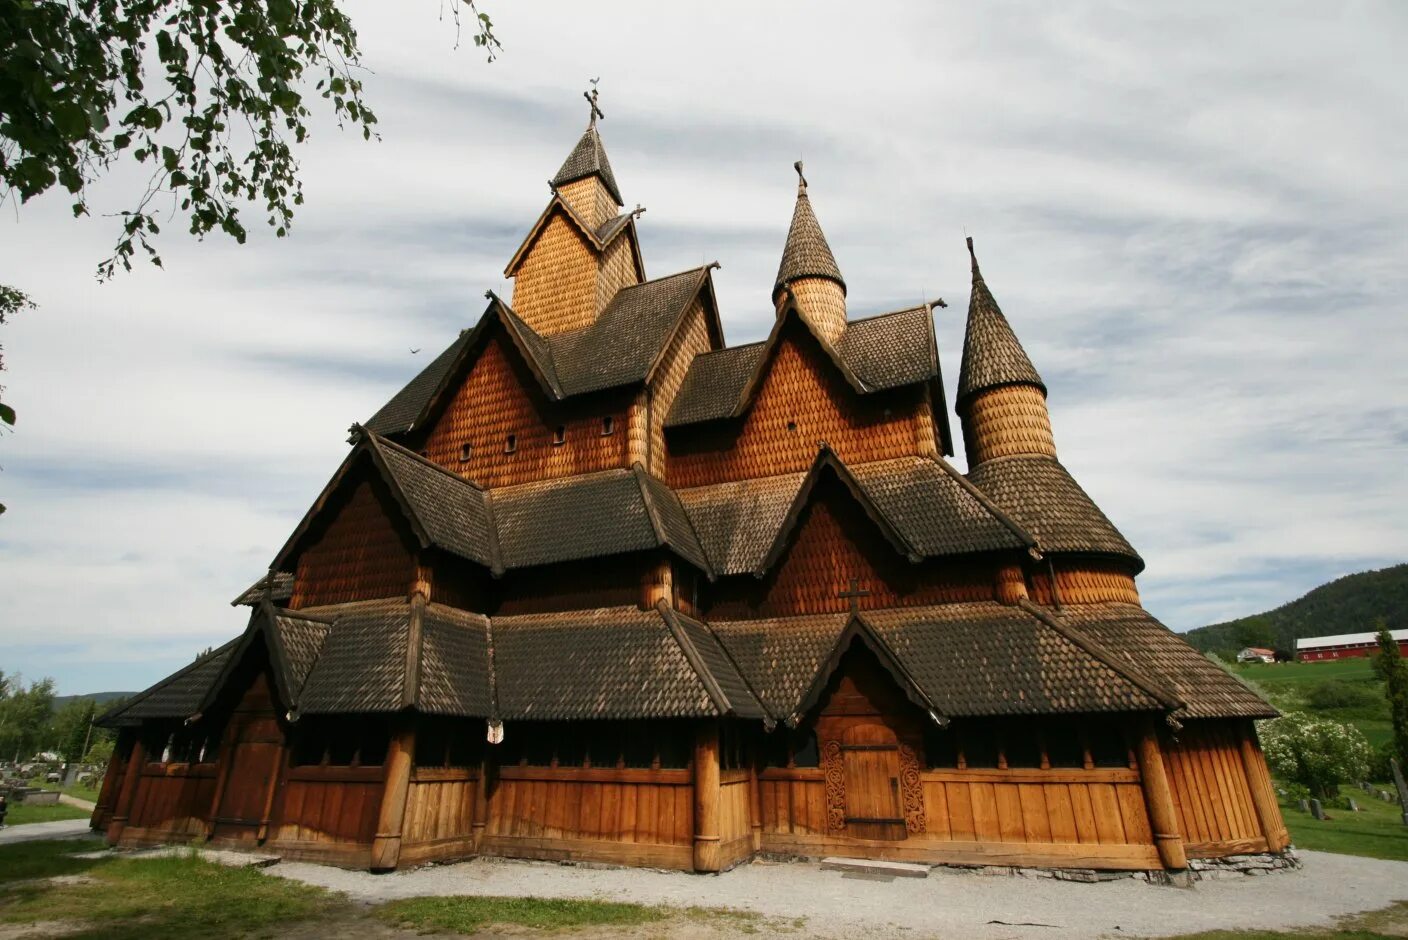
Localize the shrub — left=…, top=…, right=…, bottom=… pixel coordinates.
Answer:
left=1367, top=739, right=1399, bottom=784
left=1260, top=712, right=1371, bottom=799
left=1305, top=680, right=1380, bottom=711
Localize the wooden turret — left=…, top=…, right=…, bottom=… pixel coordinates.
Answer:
left=551, top=90, right=622, bottom=228
left=956, top=237, right=1056, bottom=467
left=774, top=162, right=847, bottom=344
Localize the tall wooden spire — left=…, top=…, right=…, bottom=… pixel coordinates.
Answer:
left=957, top=238, right=1056, bottom=466
left=774, top=162, right=847, bottom=343
left=551, top=89, right=623, bottom=227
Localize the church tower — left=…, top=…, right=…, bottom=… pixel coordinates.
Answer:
left=505, top=90, right=644, bottom=336
left=956, top=237, right=1057, bottom=467
left=773, top=162, right=847, bottom=343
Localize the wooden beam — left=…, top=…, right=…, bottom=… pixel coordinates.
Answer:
left=1237, top=721, right=1290, bottom=852
left=747, top=749, right=763, bottom=852
left=1135, top=716, right=1188, bottom=870
left=370, top=720, right=416, bottom=871
left=105, top=737, right=146, bottom=846
left=692, top=719, right=722, bottom=873
left=472, top=753, right=492, bottom=850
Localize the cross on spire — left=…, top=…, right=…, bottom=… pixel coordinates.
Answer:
left=584, top=87, right=604, bottom=126
left=838, top=577, right=870, bottom=614
left=794, top=160, right=808, bottom=193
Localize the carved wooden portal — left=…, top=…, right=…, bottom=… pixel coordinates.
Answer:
left=813, top=643, right=926, bottom=841
left=211, top=673, right=284, bottom=842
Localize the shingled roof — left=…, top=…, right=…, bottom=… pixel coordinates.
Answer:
left=491, top=605, right=764, bottom=720
left=98, top=640, right=238, bottom=726
left=774, top=167, right=845, bottom=300
left=232, top=571, right=295, bottom=606
left=966, top=454, right=1142, bottom=567
left=665, top=305, right=942, bottom=431
left=552, top=123, right=623, bottom=205
left=1059, top=603, right=1278, bottom=720
left=713, top=602, right=1172, bottom=723
left=957, top=237, right=1045, bottom=404
left=676, top=451, right=1030, bottom=576
left=364, top=269, right=717, bottom=438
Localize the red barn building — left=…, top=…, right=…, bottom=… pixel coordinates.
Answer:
left=92, top=96, right=1289, bottom=874
left=1297, top=629, right=1408, bottom=662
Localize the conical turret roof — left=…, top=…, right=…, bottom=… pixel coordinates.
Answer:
left=957, top=238, right=1045, bottom=403
left=552, top=124, right=623, bottom=206
left=773, top=163, right=845, bottom=301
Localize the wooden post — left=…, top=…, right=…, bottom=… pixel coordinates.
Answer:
left=747, top=749, right=763, bottom=852
left=105, top=737, right=145, bottom=846
left=692, top=719, right=722, bottom=873
left=370, top=719, right=416, bottom=871
left=1238, top=721, right=1290, bottom=851
left=203, top=717, right=241, bottom=839
left=471, top=753, right=492, bottom=850
left=1134, top=716, right=1187, bottom=870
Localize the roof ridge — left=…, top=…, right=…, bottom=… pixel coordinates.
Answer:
left=656, top=601, right=733, bottom=716
left=98, top=637, right=239, bottom=726
left=789, top=614, right=941, bottom=727
left=687, top=611, right=776, bottom=728
left=374, top=432, right=488, bottom=492
left=926, top=453, right=1038, bottom=549
left=846, top=303, right=935, bottom=326
left=1017, top=599, right=1183, bottom=712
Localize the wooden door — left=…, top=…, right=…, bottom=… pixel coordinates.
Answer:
left=840, top=722, right=906, bottom=841
left=211, top=675, right=284, bottom=841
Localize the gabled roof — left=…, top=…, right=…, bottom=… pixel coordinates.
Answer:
left=503, top=192, right=643, bottom=279
left=789, top=615, right=943, bottom=727
left=966, top=454, right=1142, bottom=568
left=195, top=601, right=334, bottom=717
left=675, top=449, right=1030, bottom=577
left=364, top=268, right=720, bottom=438
left=269, top=432, right=497, bottom=576
left=712, top=601, right=1170, bottom=723
left=664, top=303, right=944, bottom=440
left=97, top=640, right=237, bottom=727
left=774, top=165, right=845, bottom=300
left=957, top=237, right=1046, bottom=404
left=551, top=123, right=623, bottom=205
left=232, top=571, right=295, bottom=606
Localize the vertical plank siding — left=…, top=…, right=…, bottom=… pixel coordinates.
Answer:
left=124, top=765, right=220, bottom=841
left=1161, top=721, right=1270, bottom=856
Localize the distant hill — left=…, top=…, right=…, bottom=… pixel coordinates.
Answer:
left=1185, top=563, right=1408, bottom=654
left=53, top=691, right=135, bottom=711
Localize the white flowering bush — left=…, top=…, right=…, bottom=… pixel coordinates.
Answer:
left=1260, top=712, right=1371, bottom=799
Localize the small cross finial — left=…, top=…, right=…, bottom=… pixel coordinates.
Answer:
left=794, top=160, right=807, bottom=193
left=838, top=577, right=871, bottom=614
left=631, top=203, right=646, bottom=220
left=584, top=87, right=604, bottom=126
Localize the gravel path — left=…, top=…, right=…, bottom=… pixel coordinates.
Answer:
left=268, top=850, right=1408, bottom=939
left=0, top=820, right=96, bottom=845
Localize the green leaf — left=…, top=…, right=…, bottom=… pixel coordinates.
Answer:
left=0, top=402, right=15, bottom=426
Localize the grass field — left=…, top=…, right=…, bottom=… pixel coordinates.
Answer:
left=1282, top=791, right=1408, bottom=862
left=5, top=801, right=92, bottom=826
left=1167, top=903, right=1408, bottom=940
left=1232, top=658, right=1395, bottom=747
left=1235, top=658, right=1380, bottom=686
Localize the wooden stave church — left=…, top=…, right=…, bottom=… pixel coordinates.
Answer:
left=93, top=105, right=1289, bottom=874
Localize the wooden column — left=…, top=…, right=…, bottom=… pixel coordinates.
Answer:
left=1238, top=721, right=1290, bottom=851
left=1134, top=716, right=1187, bottom=870
left=692, top=719, right=722, bottom=873
left=747, top=753, right=763, bottom=852
left=370, top=719, right=416, bottom=871
left=471, top=753, right=492, bottom=850
left=105, top=737, right=145, bottom=846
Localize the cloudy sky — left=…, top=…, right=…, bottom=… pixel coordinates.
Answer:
left=3, top=2, right=1406, bottom=695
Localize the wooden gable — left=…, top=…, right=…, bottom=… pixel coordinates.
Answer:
left=707, top=470, right=996, bottom=619
left=289, top=470, right=418, bottom=609
left=667, top=317, right=925, bottom=488
left=418, top=331, right=634, bottom=488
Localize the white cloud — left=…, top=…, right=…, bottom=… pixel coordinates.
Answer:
left=2, top=0, right=1406, bottom=692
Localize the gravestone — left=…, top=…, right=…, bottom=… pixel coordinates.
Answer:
left=1309, top=799, right=1325, bottom=820
left=1297, top=799, right=1309, bottom=813
left=1347, top=798, right=1360, bottom=813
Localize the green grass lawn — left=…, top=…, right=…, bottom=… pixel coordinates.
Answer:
left=0, top=842, right=341, bottom=940
left=31, top=777, right=103, bottom=805
left=5, top=801, right=92, bottom=826
left=1282, top=791, right=1408, bottom=862
left=376, top=895, right=673, bottom=933
left=1235, top=658, right=1379, bottom=686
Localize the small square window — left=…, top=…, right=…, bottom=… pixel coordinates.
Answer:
left=786, top=420, right=798, bottom=432
left=601, top=416, right=614, bottom=436
left=505, top=434, right=516, bottom=454
left=458, top=442, right=473, bottom=462
left=553, top=425, right=566, bottom=445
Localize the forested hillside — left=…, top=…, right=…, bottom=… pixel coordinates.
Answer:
left=1185, top=563, right=1408, bottom=655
